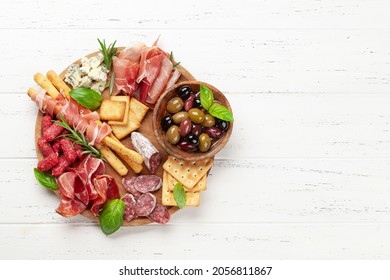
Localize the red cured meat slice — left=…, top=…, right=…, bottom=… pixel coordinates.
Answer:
left=112, top=57, right=139, bottom=96
left=122, top=193, right=137, bottom=222
left=164, top=68, right=181, bottom=92
left=37, top=152, right=59, bottom=172
left=52, top=139, right=62, bottom=154
left=135, top=193, right=156, bottom=217
left=37, top=137, right=54, bottom=157
left=91, top=175, right=120, bottom=216
left=148, top=204, right=170, bottom=224
left=43, top=123, right=64, bottom=142
left=122, top=177, right=142, bottom=198
left=56, top=194, right=87, bottom=218
left=134, top=175, right=162, bottom=193
left=41, top=115, right=53, bottom=135
left=58, top=171, right=77, bottom=199
left=147, top=56, right=173, bottom=104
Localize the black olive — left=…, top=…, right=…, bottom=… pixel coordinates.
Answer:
left=177, top=85, right=192, bottom=101
left=161, top=115, right=174, bottom=131
left=186, top=132, right=199, bottom=145
left=215, top=118, right=229, bottom=131
left=193, top=97, right=202, bottom=108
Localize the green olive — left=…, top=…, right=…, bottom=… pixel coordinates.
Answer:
left=172, top=111, right=189, bottom=124
left=198, top=133, right=211, bottom=152
left=202, top=114, right=215, bottom=128
left=167, top=97, right=184, bottom=114
left=188, top=108, right=205, bottom=124
left=166, top=125, right=180, bottom=144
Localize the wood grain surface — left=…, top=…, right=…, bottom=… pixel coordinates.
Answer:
left=1, top=0, right=390, bottom=260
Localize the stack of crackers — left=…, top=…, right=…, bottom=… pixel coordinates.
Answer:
left=162, top=156, right=214, bottom=207
left=99, top=96, right=149, bottom=140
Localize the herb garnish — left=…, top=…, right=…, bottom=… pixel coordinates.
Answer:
left=33, top=168, right=58, bottom=190
left=169, top=51, right=181, bottom=67
left=173, top=183, right=186, bottom=209
left=200, top=84, right=234, bottom=122
left=99, top=199, right=125, bottom=235
left=54, top=114, right=103, bottom=159
left=69, top=88, right=102, bottom=110
left=97, top=38, right=117, bottom=71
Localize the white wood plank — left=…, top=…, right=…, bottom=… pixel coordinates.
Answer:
left=1, top=0, right=390, bottom=29
left=1, top=29, right=390, bottom=94
left=1, top=223, right=390, bottom=259
left=8, top=93, right=390, bottom=159
left=3, top=159, right=390, bottom=224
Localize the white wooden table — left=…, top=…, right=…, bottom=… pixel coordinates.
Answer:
left=1, top=0, right=390, bottom=259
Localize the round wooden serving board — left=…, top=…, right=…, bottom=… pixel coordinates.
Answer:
left=34, top=48, right=203, bottom=226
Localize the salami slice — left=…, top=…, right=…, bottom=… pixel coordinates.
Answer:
left=122, top=177, right=142, bottom=198
left=148, top=204, right=170, bottom=224
left=134, top=175, right=162, bottom=193
left=131, top=132, right=160, bottom=174
left=135, top=193, right=156, bottom=217
left=122, top=194, right=137, bottom=222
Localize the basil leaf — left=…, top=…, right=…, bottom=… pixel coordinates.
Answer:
left=173, top=183, right=186, bottom=209
left=69, top=88, right=102, bottom=110
left=208, top=103, right=234, bottom=122
left=99, top=199, right=125, bottom=235
left=200, top=84, right=214, bottom=110
left=33, top=168, right=58, bottom=190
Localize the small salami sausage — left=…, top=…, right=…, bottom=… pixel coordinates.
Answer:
left=122, top=194, right=137, bottom=222
left=135, top=193, right=156, bottom=217
left=74, top=144, right=84, bottom=159
left=60, top=138, right=77, bottom=164
left=43, top=122, right=64, bottom=142
left=148, top=204, right=170, bottom=224
left=134, top=175, right=162, bottom=193
left=51, top=156, right=70, bottom=177
left=37, top=152, right=59, bottom=172
left=122, top=177, right=142, bottom=198
left=131, top=132, right=160, bottom=174
left=37, top=137, right=54, bottom=157
left=41, top=115, right=53, bottom=135
left=52, top=139, right=62, bottom=154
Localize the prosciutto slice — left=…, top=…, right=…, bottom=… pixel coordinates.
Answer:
left=55, top=155, right=119, bottom=217
left=146, top=56, right=173, bottom=104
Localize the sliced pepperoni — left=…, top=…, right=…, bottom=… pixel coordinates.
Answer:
left=148, top=204, right=170, bottom=224
left=135, top=193, right=156, bottom=217
left=122, top=194, right=137, bottom=222
left=122, top=177, right=142, bottom=198
left=134, top=175, right=162, bottom=193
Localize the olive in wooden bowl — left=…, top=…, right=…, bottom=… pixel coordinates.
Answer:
left=153, top=81, right=233, bottom=161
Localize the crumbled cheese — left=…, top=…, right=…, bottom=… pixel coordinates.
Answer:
left=64, top=53, right=108, bottom=93
left=90, top=80, right=106, bottom=94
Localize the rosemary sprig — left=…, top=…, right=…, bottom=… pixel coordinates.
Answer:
left=169, top=51, right=181, bottom=68
left=97, top=38, right=117, bottom=71
left=54, top=114, right=103, bottom=159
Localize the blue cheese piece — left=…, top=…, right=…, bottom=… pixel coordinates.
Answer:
left=89, top=53, right=104, bottom=68
left=79, top=57, right=91, bottom=75
left=64, top=64, right=82, bottom=88
left=78, top=76, right=93, bottom=88
left=90, top=80, right=106, bottom=94
left=88, top=65, right=107, bottom=82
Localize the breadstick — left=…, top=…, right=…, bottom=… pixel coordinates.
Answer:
left=96, top=143, right=128, bottom=176
left=106, top=136, right=143, bottom=173
left=34, top=73, right=59, bottom=99
left=103, top=136, right=143, bottom=165
left=46, top=70, right=71, bottom=99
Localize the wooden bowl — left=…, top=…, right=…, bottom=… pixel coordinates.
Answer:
left=153, top=81, right=233, bottom=161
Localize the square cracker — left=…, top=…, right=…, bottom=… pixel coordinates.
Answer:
left=162, top=171, right=200, bottom=207
left=166, top=171, right=207, bottom=192
left=163, top=156, right=214, bottom=189
left=130, top=98, right=149, bottom=123
left=111, top=111, right=141, bottom=140
left=108, top=96, right=130, bottom=126
left=99, top=99, right=126, bottom=121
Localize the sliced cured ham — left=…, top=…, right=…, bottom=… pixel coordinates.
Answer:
left=165, top=68, right=181, bottom=91
left=146, top=56, right=173, bottom=104
left=112, top=57, right=139, bottom=96
left=56, top=194, right=87, bottom=218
